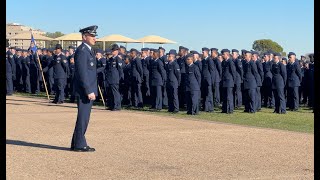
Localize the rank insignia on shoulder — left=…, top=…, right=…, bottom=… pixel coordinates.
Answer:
left=177, top=69, right=180, bottom=70
left=118, top=63, right=122, bottom=66
left=10, top=55, right=13, bottom=58
left=90, top=62, right=94, bottom=66
left=63, top=60, right=67, bottom=63
left=165, top=62, right=168, bottom=64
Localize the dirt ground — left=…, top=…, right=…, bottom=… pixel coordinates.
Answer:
left=6, top=95, right=314, bottom=180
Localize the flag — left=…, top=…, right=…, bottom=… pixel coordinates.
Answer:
left=30, top=32, right=37, bottom=53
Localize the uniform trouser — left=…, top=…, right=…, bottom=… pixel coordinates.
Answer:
left=244, top=88, right=256, bottom=113
left=256, top=86, right=262, bottom=110
left=287, top=86, right=299, bottom=110
left=69, top=78, right=75, bottom=101
left=308, top=84, right=314, bottom=108
left=6, top=75, right=13, bottom=95
left=186, top=90, right=200, bottom=115
left=108, top=84, right=121, bottom=110
left=54, top=78, right=66, bottom=102
left=234, top=83, right=242, bottom=108
left=167, top=86, right=179, bottom=112
left=273, top=88, right=286, bottom=113
left=30, top=70, right=40, bottom=94
left=47, top=75, right=54, bottom=95
left=298, top=86, right=303, bottom=103
left=151, top=85, right=163, bottom=110
left=213, top=82, right=220, bottom=106
left=263, top=86, right=274, bottom=107
left=179, top=73, right=186, bottom=108
left=222, top=87, right=234, bottom=113
left=131, top=83, right=143, bottom=107
left=121, top=84, right=131, bottom=105
left=201, top=82, right=213, bottom=111
left=302, top=84, right=309, bottom=104
left=162, top=82, right=168, bottom=107
left=142, top=75, right=150, bottom=105
left=71, top=96, right=93, bottom=149
left=23, top=75, right=31, bottom=93
left=14, top=76, right=22, bottom=92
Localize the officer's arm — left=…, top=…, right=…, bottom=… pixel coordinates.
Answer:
left=136, top=59, right=143, bottom=78
left=158, top=60, right=167, bottom=82
left=296, top=63, right=302, bottom=82
left=239, top=60, right=244, bottom=80
left=195, top=66, right=201, bottom=85
left=217, top=60, right=222, bottom=77
left=258, top=62, right=264, bottom=81
left=251, top=62, right=259, bottom=83
left=208, top=59, right=215, bottom=78
left=281, top=64, right=287, bottom=86
left=117, top=59, right=124, bottom=80
left=230, top=60, right=236, bottom=81
left=175, top=64, right=181, bottom=85
left=75, top=51, right=91, bottom=95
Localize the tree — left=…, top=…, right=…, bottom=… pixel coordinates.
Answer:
left=252, top=39, right=285, bottom=55
left=45, top=31, right=65, bottom=39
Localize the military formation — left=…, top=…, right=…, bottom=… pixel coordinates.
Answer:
left=6, top=43, right=315, bottom=115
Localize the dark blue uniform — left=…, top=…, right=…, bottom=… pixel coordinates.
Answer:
left=221, top=58, right=236, bottom=113
left=177, top=55, right=187, bottom=108
left=130, top=57, right=143, bottom=107
left=165, top=60, right=181, bottom=112
left=14, top=55, right=23, bottom=92
left=213, top=57, right=222, bottom=106
left=271, top=61, right=287, bottom=113
left=104, top=56, right=123, bottom=110
left=30, top=54, right=40, bottom=94
left=6, top=51, right=14, bottom=95
left=68, top=57, right=76, bottom=102
left=150, top=58, right=166, bottom=110
left=243, top=60, right=259, bottom=113
left=96, top=57, right=107, bottom=102
left=141, top=56, right=151, bottom=105
left=255, top=59, right=264, bottom=111
left=286, top=61, right=302, bottom=110
left=21, top=55, right=31, bottom=93
left=185, top=63, right=201, bottom=115
left=121, top=62, right=132, bottom=105
left=160, top=55, right=168, bottom=107
left=308, top=62, right=314, bottom=108
left=201, top=56, right=214, bottom=112
left=233, top=58, right=243, bottom=108
left=45, top=55, right=55, bottom=95
left=262, top=60, right=274, bottom=108
left=71, top=42, right=98, bottom=149
left=43, top=53, right=68, bottom=103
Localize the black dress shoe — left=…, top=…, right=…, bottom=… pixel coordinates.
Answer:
left=111, top=109, right=121, bottom=111
left=51, top=100, right=57, bottom=104
left=72, top=146, right=95, bottom=152
left=57, top=101, right=64, bottom=104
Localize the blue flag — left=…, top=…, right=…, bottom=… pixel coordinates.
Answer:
left=30, top=32, right=37, bottom=53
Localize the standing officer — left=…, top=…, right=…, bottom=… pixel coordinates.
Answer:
left=221, top=49, right=236, bottom=114
left=185, top=54, right=201, bottom=115
left=308, top=54, right=314, bottom=108
left=68, top=54, right=76, bottom=103
left=286, top=52, right=302, bottom=111
left=271, top=53, right=287, bottom=114
left=150, top=49, right=166, bottom=110
left=159, top=47, right=168, bottom=107
left=14, top=48, right=23, bottom=92
left=30, top=50, right=40, bottom=94
left=252, top=51, right=264, bottom=111
left=141, top=48, right=151, bottom=105
left=71, top=25, right=98, bottom=152
left=121, top=55, right=132, bottom=105
left=262, top=52, right=274, bottom=108
left=210, top=48, right=222, bottom=107
left=120, top=45, right=126, bottom=55
left=165, top=49, right=181, bottom=113
left=231, top=49, right=243, bottom=109
left=46, top=48, right=55, bottom=95
left=6, top=47, right=14, bottom=95
left=65, top=46, right=75, bottom=99
left=43, top=44, right=69, bottom=104
left=21, top=49, right=31, bottom=93
left=129, top=48, right=144, bottom=108
left=104, top=45, right=123, bottom=111
left=201, top=47, right=214, bottom=112
left=177, top=46, right=188, bottom=108
left=242, top=51, right=259, bottom=113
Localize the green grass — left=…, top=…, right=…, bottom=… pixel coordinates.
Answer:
left=11, top=92, right=314, bottom=134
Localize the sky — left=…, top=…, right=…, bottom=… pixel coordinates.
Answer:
left=6, top=0, right=314, bottom=56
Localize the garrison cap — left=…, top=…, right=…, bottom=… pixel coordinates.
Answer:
left=111, top=44, right=120, bottom=51
left=42, top=48, right=47, bottom=51
left=232, top=49, right=239, bottom=53
left=16, top=48, right=22, bottom=51
left=120, top=45, right=126, bottom=49
left=282, top=57, right=287, bottom=61
left=288, top=52, right=296, bottom=57
left=179, top=46, right=184, bottom=50
left=141, top=48, right=149, bottom=51
left=169, top=49, right=177, bottom=55
left=153, top=49, right=160, bottom=53
left=55, top=44, right=62, bottom=50
left=47, top=48, right=54, bottom=52
left=96, top=49, right=104, bottom=54
left=130, top=48, right=138, bottom=53
left=159, top=47, right=165, bottom=51
left=79, top=25, right=98, bottom=36
left=202, top=47, right=209, bottom=52
left=263, top=52, right=270, bottom=56
left=210, top=48, right=218, bottom=52
left=192, top=51, right=200, bottom=55
left=68, top=46, right=75, bottom=49
left=221, top=49, right=230, bottom=53
left=105, top=48, right=112, bottom=54
left=186, top=53, right=194, bottom=58
left=301, top=55, right=305, bottom=58
left=274, top=52, right=281, bottom=57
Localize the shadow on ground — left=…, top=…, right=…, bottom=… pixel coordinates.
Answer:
left=6, top=139, right=71, bottom=151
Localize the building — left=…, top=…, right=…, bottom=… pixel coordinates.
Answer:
left=6, top=23, right=46, bottom=49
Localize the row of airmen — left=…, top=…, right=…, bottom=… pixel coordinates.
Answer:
left=6, top=44, right=314, bottom=114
